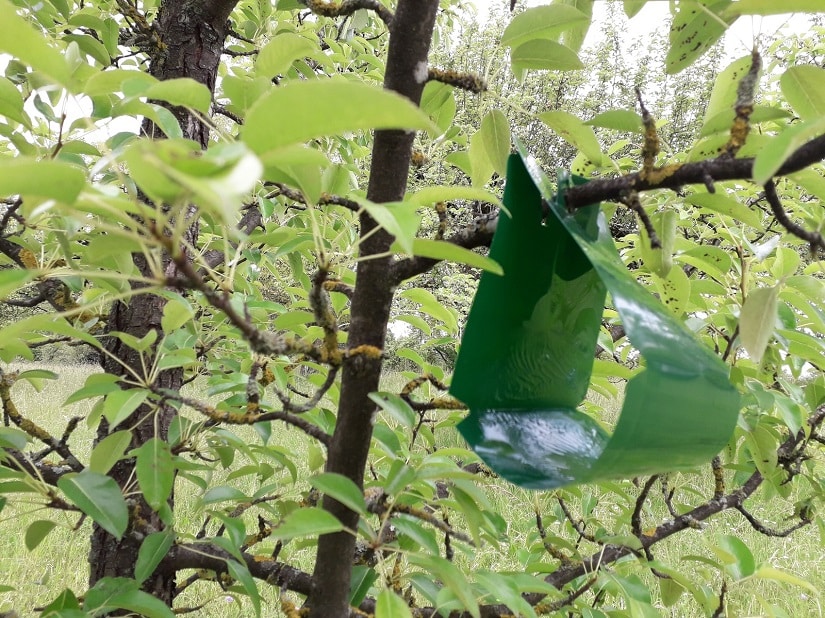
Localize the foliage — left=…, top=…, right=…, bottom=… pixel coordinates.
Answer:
left=0, top=0, right=825, bottom=617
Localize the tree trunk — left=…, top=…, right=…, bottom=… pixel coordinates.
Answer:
left=307, top=1, right=440, bottom=615
left=88, top=0, right=237, bottom=603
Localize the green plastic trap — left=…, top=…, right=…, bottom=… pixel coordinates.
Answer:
left=450, top=145, right=740, bottom=490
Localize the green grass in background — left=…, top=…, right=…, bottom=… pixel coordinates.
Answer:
left=0, top=364, right=822, bottom=617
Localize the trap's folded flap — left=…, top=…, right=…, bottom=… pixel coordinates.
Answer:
left=450, top=146, right=740, bottom=489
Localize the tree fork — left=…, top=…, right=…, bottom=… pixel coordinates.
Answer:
left=307, top=0, right=440, bottom=614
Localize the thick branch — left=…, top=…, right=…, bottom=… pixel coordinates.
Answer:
left=165, top=543, right=314, bottom=595
left=202, top=203, right=263, bottom=269
left=303, top=0, right=394, bottom=27
left=0, top=448, right=74, bottom=486
left=389, top=212, right=498, bottom=284
left=0, top=238, right=78, bottom=314
left=565, top=134, right=825, bottom=210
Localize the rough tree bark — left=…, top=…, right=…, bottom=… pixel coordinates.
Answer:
left=89, top=0, right=238, bottom=603
left=307, top=0, right=440, bottom=614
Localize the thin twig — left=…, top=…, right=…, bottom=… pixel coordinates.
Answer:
left=212, top=104, right=243, bottom=125
left=557, top=497, right=597, bottom=544
left=764, top=180, right=825, bottom=253
left=631, top=475, right=659, bottom=538
left=622, top=191, right=660, bottom=248
left=736, top=504, right=811, bottom=537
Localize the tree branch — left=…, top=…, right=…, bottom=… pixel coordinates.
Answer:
left=565, top=134, right=825, bottom=210
left=763, top=179, right=825, bottom=252
left=735, top=504, right=811, bottom=537
left=0, top=448, right=75, bottom=486
left=302, top=0, right=394, bottom=27
left=153, top=388, right=332, bottom=446
left=202, top=203, right=263, bottom=270
left=389, top=212, right=498, bottom=284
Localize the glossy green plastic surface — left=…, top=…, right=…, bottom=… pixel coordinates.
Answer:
left=451, top=146, right=740, bottom=489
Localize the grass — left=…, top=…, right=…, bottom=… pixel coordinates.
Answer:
left=0, top=363, right=822, bottom=617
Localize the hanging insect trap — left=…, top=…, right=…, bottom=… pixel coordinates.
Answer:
left=450, top=144, right=740, bottom=490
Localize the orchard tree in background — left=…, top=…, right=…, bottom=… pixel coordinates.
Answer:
left=1, top=0, right=825, bottom=617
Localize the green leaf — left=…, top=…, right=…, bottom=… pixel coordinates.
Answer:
left=420, top=81, right=456, bottom=133
left=135, top=530, right=175, bottom=584
left=0, top=427, right=29, bottom=450
left=740, top=285, right=779, bottom=365
left=781, top=65, right=825, bottom=122
left=369, top=392, right=417, bottom=428
left=0, top=269, right=37, bottom=301
left=227, top=560, right=261, bottom=618
left=659, top=576, right=685, bottom=607
left=639, top=209, right=677, bottom=278
left=311, top=473, right=367, bottom=515
left=25, top=520, right=57, bottom=551
left=655, top=254, right=691, bottom=316
left=391, top=238, right=502, bottom=275
left=585, top=109, right=643, bottom=134
left=468, top=125, right=495, bottom=188
left=143, top=78, right=212, bottom=114
left=17, top=369, right=58, bottom=382
left=538, top=110, right=603, bottom=164
left=0, top=157, right=85, bottom=202
left=135, top=438, right=175, bottom=511
left=273, top=507, right=344, bottom=541
left=84, top=577, right=174, bottom=618
left=58, top=471, right=128, bottom=539
left=685, top=192, right=762, bottom=228
left=101, top=387, right=149, bottom=429
left=64, top=373, right=121, bottom=405
left=161, top=295, right=195, bottom=332
left=349, top=566, right=378, bottom=607
left=702, top=55, right=754, bottom=127
left=410, top=555, right=480, bottom=618
left=243, top=80, right=436, bottom=155
left=255, top=33, right=316, bottom=78
left=356, top=198, right=421, bottom=255
left=500, top=4, right=589, bottom=47
left=202, top=485, right=247, bottom=504
left=0, top=76, right=30, bottom=127
left=700, top=105, right=791, bottom=138
left=716, top=535, right=756, bottom=580
left=445, top=150, right=472, bottom=176
left=41, top=588, right=81, bottom=613
left=408, top=186, right=502, bottom=209
left=474, top=571, right=537, bottom=618
left=401, top=288, right=458, bottom=333
left=479, top=110, right=510, bottom=177
left=0, top=0, right=72, bottom=87
left=89, top=431, right=132, bottom=474
left=666, top=1, right=735, bottom=75
left=754, top=565, right=819, bottom=594
left=557, top=0, right=593, bottom=52
left=752, top=116, right=825, bottom=185
left=83, top=68, right=157, bottom=97
left=623, top=0, right=647, bottom=18
left=375, top=589, right=412, bottom=618
left=510, top=40, right=583, bottom=72
left=774, top=394, right=804, bottom=435
left=722, top=0, right=825, bottom=17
